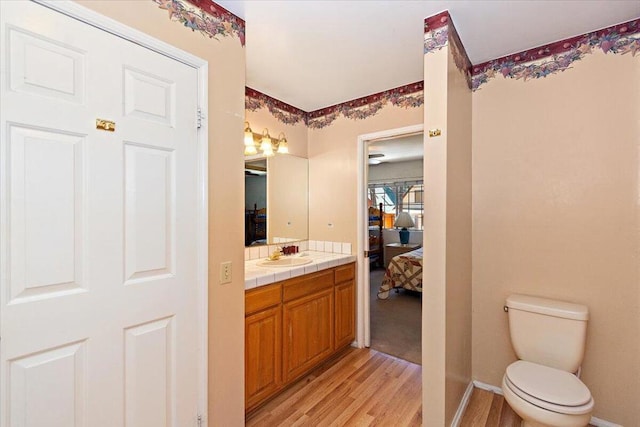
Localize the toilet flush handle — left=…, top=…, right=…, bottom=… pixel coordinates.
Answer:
left=503, top=305, right=509, bottom=312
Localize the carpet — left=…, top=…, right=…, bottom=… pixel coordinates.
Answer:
left=369, top=268, right=422, bottom=365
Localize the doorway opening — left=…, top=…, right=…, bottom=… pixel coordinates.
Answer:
left=356, top=124, right=424, bottom=366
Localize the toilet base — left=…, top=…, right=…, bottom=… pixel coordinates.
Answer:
left=522, top=420, right=555, bottom=427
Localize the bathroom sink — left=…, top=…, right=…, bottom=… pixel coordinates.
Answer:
left=256, top=257, right=313, bottom=268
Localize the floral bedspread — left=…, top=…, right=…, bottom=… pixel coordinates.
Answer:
left=377, top=247, right=423, bottom=299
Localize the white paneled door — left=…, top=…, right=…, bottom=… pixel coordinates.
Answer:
left=0, top=2, right=202, bottom=426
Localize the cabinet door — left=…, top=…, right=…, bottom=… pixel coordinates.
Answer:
left=335, top=280, right=355, bottom=349
left=245, top=305, right=282, bottom=410
left=283, top=288, right=334, bottom=383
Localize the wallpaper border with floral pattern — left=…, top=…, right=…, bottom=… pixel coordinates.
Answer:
left=245, top=87, right=307, bottom=125
left=245, top=82, right=424, bottom=130
left=153, top=1, right=638, bottom=127
left=305, top=82, right=424, bottom=129
left=423, top=10, right=473, bottom=89
left=153, top=0, right=245, bottom=46
left=470, top=18, right=639, bottom=90
left=423, top=11, right=450, bottom=53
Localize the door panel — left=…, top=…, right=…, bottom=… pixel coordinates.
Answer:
left=9, top=340, right=86, bottom=427
left=8, top=26, right=85, bottom=104
left=245, top=306, right=282, bottom=409
left=123, top=66, right=175, bottom=126
left=283, top=288, right=334, bottom=383
left=1, top=2, right=200, bottom=426
left=335, top=280, right=355, bottom=349
left=124, top=317, right=175, bottom=427
left=8, top=125, right=86, bottom=303
left=124, top=142, right=175, bottom=284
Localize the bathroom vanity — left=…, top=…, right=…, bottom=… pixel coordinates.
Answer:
left=245, top=258, right=355, bottom=412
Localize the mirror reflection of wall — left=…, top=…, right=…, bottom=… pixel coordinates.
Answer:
left=244, top=155, right=309, bottom=247
left=268, top=155, right=308, bottom=244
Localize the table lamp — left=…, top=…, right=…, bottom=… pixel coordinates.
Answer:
left=394, top=212, right=414, bottom=245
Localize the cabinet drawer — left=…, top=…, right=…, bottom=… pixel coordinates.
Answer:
left=334, top=263, right=355, bottom=284
left=283, top=270, right=333, bottom=302
left=246, top=282, right=282, bottom=315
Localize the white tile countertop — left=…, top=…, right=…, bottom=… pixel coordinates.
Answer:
left=245, top=251, right=356, bottom=290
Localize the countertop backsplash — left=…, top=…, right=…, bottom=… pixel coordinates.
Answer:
left=244, top=240, right=355, bottom=290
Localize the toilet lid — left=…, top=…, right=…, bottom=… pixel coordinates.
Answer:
left=506, top=361, right=592, bottom=407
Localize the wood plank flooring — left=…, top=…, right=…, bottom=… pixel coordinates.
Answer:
left=460, top=388, right=521, bottom=427
left=246, top=347, right=422, bottom=426
left=246, top=348, right=591, bottom=426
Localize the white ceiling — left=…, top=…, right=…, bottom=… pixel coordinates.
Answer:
left=368, top=133, right=423, bottom=164
left=216, top=0, right=639, bottom=112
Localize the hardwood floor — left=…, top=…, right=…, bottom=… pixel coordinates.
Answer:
left=246, top=347, right=422, bottom=426
left=247, top=348, right=595, bottom=427
left=460, top=388, right=521, bottom=427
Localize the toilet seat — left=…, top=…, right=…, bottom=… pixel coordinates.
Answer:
left=505, top=361, right=594, bottom=415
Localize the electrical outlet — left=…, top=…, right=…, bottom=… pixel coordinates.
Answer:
left=220, top=261, right=232, bottom=284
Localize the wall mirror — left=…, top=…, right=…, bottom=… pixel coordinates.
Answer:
left=245, top=155, right=309, bottom=246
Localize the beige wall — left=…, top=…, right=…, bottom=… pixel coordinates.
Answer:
left=422, top=44, right=473, bottom=426
left=444, top=44, right=473, bottom=424
left=77, top=1, right=247, bottom=424
left=472, top=52, right=640, bottom=425
left=422, top=47, right=449, bottom=425
left=307, top=106, right=423, bottom=247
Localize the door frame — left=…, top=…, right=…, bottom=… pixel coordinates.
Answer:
left=355, top=124, right=423, bottom=348
left=9, top=0, right=210, bottom=422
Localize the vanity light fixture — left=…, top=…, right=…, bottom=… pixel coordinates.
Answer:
left=244, top=121, right=289, bottom=156
left=244, top=122, right=258, bottom=155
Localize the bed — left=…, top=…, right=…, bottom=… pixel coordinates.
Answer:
left=377, top=246, right=423, bottom=299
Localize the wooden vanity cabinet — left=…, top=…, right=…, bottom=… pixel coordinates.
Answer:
left=282, top=269, right=334, bottom=383
left=334, top=263, right=356, bottom=349
left=245, top=262, right=355, bottom=412
left=245, top=283, right=282, bottom=409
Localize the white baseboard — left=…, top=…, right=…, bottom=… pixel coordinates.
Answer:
left=472, top=380, right=503, bottom=395
left=589, top=417, right=622, bottom=427
left=450, top=381, right=474, bottom=427
left=471, top=380, right=620, bottom=427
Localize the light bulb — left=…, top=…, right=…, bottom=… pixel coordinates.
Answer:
left=277, top=133, right=288, bottom=154
left=244, top=122, right=254, bottom=147
left=260, top=129, right=273, bottom=152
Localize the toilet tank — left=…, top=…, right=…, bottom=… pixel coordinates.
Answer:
left=506, top=294, right=589, bottom=373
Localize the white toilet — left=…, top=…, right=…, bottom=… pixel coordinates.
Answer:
left=502, top=294, right=594, bottom=427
